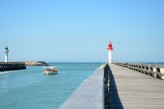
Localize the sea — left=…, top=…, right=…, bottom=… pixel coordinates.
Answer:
left=0, top=62, right=102, bottom=109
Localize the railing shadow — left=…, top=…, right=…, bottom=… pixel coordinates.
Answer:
left=104, top=64, right=124, bottom=109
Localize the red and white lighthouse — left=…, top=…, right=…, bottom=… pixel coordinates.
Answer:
left=107, top=41, right=113, bottom=64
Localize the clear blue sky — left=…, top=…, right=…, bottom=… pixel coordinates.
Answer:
left=0, top=0, right=164, bottom=62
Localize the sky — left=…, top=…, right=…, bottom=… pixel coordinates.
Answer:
left=0, top=0, right=164, bottom=62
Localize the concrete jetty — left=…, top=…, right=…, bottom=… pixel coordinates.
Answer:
left=0, top=62, right=26, bottom=71
left=109, top=63, right=164, bottom=108
left=60, top=63, right=164, bottom=109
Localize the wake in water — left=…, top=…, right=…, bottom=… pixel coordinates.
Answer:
left=0, top=72, right=9, bottom=75
left=0, top=71, right=18, bottom=75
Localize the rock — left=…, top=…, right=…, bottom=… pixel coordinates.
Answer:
left=25, top=61, right=49, bottom=66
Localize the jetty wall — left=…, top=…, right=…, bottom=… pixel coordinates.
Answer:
left=60, top=64, right=107, bottom=109
left=0, top=62, right=26, bottom=71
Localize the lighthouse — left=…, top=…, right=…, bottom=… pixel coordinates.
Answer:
left=4, top=46, right=9, bottom=62
left=107, top=41, right=113, bottom=64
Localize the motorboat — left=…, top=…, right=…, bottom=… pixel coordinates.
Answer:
left=43, top=67, right=58, bottom=75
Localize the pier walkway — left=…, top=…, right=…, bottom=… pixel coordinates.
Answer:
left=109, top=64, right=164, bottom=109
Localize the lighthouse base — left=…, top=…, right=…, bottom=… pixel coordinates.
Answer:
left=108, top=51, right=112, bottom=64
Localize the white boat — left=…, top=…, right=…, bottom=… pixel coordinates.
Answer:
left=43, top=67, right=58, bottom=75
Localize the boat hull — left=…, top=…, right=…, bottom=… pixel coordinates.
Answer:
left=43, top=71, right=58, bottom=75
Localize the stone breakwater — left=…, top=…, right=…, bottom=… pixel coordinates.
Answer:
left=0, top=61, right=48, bottom=72
left=0, top=62, right=26, bottom=71
left=25, top=61, right=49, bottom=66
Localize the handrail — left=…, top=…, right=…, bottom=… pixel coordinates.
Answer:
left=114, top=62, right=164, bottom=80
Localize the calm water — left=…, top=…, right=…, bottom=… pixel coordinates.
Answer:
left=0, top=63, right=102, bottom=109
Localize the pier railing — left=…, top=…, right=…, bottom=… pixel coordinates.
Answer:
left=114, top=62, right=164, bottom=80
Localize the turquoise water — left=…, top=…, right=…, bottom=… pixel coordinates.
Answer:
left=0, top=63, right=102, bottom=109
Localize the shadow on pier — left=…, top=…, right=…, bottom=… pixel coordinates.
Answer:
left=104, top=64, right=124, bottom=109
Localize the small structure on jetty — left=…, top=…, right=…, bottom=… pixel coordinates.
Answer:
left=4, top=46, right=9, bottom=62
left=107, top=41, right=114, bottom=64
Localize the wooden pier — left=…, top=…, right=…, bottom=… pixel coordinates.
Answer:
left=0, top=62, right=26, bottom=71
